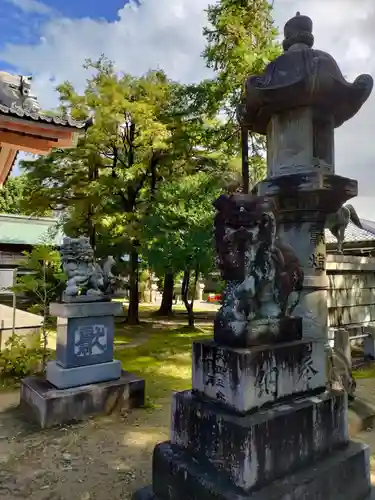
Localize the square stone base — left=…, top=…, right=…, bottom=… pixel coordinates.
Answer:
left=20, top=371, right=145, bottom=428
left=171, top=390, right=348, bottom=491
left=192, top=339, right=326, bottom=412
left=46, top=359, right=122, bottom=389
left=133, top=440, right=371, bottom=500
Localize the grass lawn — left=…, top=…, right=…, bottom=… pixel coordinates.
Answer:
left=114, top=321, right=212, bottom=405
left=0, top=320, right=213, bottom=397
left=116, top=300, right=219, bottom=313
left=353, top=365, right=375, bottom=380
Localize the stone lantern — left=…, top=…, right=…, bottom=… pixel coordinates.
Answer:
left=133, top=12, right=374, bottom=500
left=247, top=12, right=373, bottom=342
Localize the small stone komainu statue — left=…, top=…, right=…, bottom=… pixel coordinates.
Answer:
left=60, top=236, right=116, bottom=302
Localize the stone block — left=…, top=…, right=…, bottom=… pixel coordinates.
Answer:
left=20, top=371, right=145, bottom=429
left=50, top=301, right=122, bottom=318
left=364, top=329, right=375, bottom=359
left=214, top=315, right=302, bottom=348
left=145, top=440, right=370, bottom=500
left=46, top=359, right=122, bottom=389
left=192, top=339, right=326, bottom=412
left=171, top=390, right=348, bottom=492
left=55, top=314, right=115, bottom=368
left=49, top=301, right=122, bottom=369
left=258, top=172, right=358, bottom=203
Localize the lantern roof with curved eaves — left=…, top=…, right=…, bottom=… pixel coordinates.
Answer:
left=241, top=12, right=374, bottom=135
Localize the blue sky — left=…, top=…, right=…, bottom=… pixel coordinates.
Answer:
left=0, top=0, right=374, bottom=218
left=0, top=0, right=134, bottom=73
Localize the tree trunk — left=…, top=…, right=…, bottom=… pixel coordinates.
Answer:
left=181, top=265, right=199, bottom=328
left=156, top=272, right=174, bottom=316
left=88, top=219, right=96, bottom=250
left=127, top=243, right=140, bottom=325
left=241, top=125, right=249, bottom=194
left=88, top=159, right=98, bottom=250
left=41, top=261, right=48, bottom=371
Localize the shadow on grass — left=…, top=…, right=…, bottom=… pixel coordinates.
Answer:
left=0, top=323, right=212, bottom=443
left=354, top=365, right=375, bottom=380
left=116, top=326, right=212, bottom=403
left=119, top=304, right=218, bottom=322
left=0, top=325, right=211, bottom=439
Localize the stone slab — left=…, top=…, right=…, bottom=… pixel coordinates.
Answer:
left=50, top=300, right=122, bottom=318
left=171, top=390, right=348, bottom=491
left=62, top=294, right=111, bottom=303
left=133, top=481, right=375, bottom=499
left=192, top=339, right=326, bottom=412
left=20, top=371, right=145, bottom=429
left=55, top=315, right=115, bottom=368
left=134, top=440, right=370, bottom=500
left=46, top=359, right=122, bottom=389
left=214, top=315, right=302, bottom=348
left=349, top=397, right=375, bottom=435
left=258, top=171, right=358, bottom=200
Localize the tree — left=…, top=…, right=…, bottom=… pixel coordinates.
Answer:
left=144, top=0, right=280, bottom=316
left=203, top=0, right=279, bottom=111
left=12, top=244, right=66, bottom=368
left=189, top=0, right=280, bottom=191
left=20, top=146, right=107, bottom=249
left=143, top=171, right=222, bottom=326
left=21, top=57, right=180, bottom=324
left=0, top=175, right=50, bottom=215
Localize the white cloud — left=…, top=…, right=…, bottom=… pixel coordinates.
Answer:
left=5, top=0, right=54, bottom=16
left=1, top=0, right=375, bottom=215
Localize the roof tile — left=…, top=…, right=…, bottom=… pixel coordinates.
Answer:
left=325, top=220, right=375, bottom=244
left=0, top=103, right=92, bottom=130
left=0, top=214, right=63, bottom=246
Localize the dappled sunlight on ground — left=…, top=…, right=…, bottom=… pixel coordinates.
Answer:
left=114, top=325, right=212, bottom=402
left=3, top=313, right=375, bottom=499
left=154, top=359, right=191, bottom=382
left=0, top=317, right=211, bottom=499
left=121, top=428, right=168, bottom=448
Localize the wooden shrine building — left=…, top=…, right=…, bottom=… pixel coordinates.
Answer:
left=0, top=71, right=91, bottom=184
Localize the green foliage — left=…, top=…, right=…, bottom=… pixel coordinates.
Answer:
left=0, top=334, right=50, bottom=380
left=0, top=176, right=24, bottom=214
left=17, top=4, right=280, bottom=321
left=143, top=171, right=221, bottom=278
left=185, top=0, right=281, bottom=186
left=203, top=0, right=280, bottom=103
left=20, top=58, right=185, bottom=253
left=13, top=245, right=65, bottom=318
left=0, top=175, right=51, bottom=216
left=139, top=269, right=151, bottom=302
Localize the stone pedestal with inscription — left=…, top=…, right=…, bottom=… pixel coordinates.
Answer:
left=46, top=301, right=122, bottom=389
left=20, top=301, right=145, bottom=428
left=132, top=11, right=373, bottom=500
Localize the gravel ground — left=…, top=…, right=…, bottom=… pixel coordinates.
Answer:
left=1, top=377, right=375, bottom=499
left=0, top=392, right=170, bottom=500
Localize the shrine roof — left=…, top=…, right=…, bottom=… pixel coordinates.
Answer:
left=0, top=103, right=90, bottom=129
left=0, top=213, right=64, bottom=247
left=325, top=220, right=375, bottom=245
left=0, top=71, right=91, bottom=130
